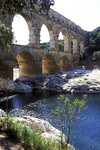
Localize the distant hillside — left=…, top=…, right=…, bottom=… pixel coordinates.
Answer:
left=82, top=27, right=100, bottom=61
left=40, top=39, right=64, bottom=52
left=88, top=27, right=100, bottom=54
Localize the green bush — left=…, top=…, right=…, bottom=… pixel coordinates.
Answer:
left=92, top=51, right=100, bottom=61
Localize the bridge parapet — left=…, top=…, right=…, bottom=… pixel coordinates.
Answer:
left=25, top=3, right=87, bottom=37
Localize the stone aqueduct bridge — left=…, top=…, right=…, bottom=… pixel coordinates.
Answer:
left=0, top=4, right=87, bottom=80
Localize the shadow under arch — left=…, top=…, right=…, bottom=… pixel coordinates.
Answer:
left=42, top=54, right=59, bottom=74
left=0, top=60, right=8, bottom=78
left=60, top=56, right=71, bottom=71
left=16, top=51, right=41, bottom=77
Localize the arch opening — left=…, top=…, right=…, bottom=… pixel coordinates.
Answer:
left=13, top=63, right=19, bottom=81
left=42, top=54, right=58, bottom=74
left=12, top=14, right=29, bottom=45
left=40, top=24, right=50, bottom=50
left=60, top=56, right=71, bottom=71
left=58, top=32, right=64, bottom=52
left=16, top=51, right=40, bottom=77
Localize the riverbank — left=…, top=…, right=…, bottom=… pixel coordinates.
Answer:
left=0, top=113, right=75, bottom=150
left=15, top=69, right=100, bottom=94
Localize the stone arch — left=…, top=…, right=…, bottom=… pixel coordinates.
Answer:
left=12, top=14, right=29, bottom=45
left=12, top=12, right=40, bottom=47
left=42, top=54, right=58, bottom=74
left=40, top=22, right=53, bottom=35
left=16, top=51, right=41, bottom=77
left=40, top=24, right=50, bottom=50
left=40, top=22, right=53, bottom=49
left=60, top=56, right=71, bottom=71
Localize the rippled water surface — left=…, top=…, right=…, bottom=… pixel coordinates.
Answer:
left=0, top=90, right=100, bottom=150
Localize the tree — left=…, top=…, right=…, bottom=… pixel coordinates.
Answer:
left=40, top=39, right=64, bottom=51
left=58, top=39, right=64, bottom=52
left=0, top=0, right=55, bottom=14
left=0, top=24, right=13, bottom=52
left=82, top=27, right=100, bottom=60
left=52, top=94, right=87, bottom=147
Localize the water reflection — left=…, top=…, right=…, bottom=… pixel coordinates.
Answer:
left=0, top=90, right=100, bottom=150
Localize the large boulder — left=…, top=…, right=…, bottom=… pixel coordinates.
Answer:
left=14, top=116, right=66, bottom=142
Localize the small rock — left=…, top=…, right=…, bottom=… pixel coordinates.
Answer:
left=0, top=109, right=6, bottom=117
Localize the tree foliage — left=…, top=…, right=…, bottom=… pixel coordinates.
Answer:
left=40, top=39, right=64, bottom=51
left=40, top=42, right=50, bottom=50
left=52, top=94, right=87, bottom=146
left=0, top=24, right=13, bottom=52
left=0, top=0, right=55, bottom=14
left=58, top=39, right=64, bottom=52
left=92, top=51, right=100, bottom=61
left=83, top=27, right=100, bottom=59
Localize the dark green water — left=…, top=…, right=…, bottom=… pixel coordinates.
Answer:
left=0, top=90, right=100, bottom=150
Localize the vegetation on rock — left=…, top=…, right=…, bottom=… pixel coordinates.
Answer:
left=0, top=24, right=13, bottom=52
left=0, top=115, right=74, bottom=150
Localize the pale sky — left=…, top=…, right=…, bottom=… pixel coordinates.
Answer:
left=12, top=0, right=100, bottom=45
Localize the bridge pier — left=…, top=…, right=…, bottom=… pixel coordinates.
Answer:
left=42, top=54, right=59, bottom=74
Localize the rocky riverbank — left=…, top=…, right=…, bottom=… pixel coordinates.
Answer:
left=0, top=109, right=74, bottom=150
left=15, top=69, right=100, bottom=94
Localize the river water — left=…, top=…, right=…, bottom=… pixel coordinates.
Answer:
left=0, top=90, right=100, bottom=150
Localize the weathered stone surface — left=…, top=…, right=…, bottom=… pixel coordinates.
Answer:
left=13, top=81, right=33, bottom=93
left=14, top=116, right=66, bottom=142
